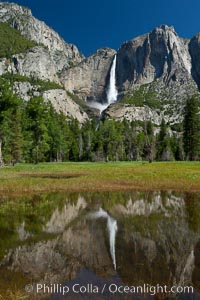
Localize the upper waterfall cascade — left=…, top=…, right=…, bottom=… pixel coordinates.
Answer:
left=107, top=55, right=118, bottom=104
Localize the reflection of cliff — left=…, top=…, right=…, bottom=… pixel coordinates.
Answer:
left=115, top=221, right=197, bottom=288
left=193, top=240, right=200, bottom=290
left=59, top=217, right=115, bottom=277
left=43, top=196, right=87, bottom=233
left=109, top=192, right=200, bottom=294
left=0, top=191, right=200, bottom=299
left=1, top=205, right=115, bottom=283
left=111, top=191, right=185, bottom=217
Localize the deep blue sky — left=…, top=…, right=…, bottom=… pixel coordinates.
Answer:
left=1, top=0, right=200, bottom=56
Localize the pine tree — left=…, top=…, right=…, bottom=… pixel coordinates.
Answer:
left=0, top=78, right=23, bottom=164
left=11, top=108, right=23, bottom=164
left=143, top=120, right=155, bottom=163
left=68, top=119, right=80, bottom=161
left=183, top=97, right=200, bottom=160
left=48, top=108, right=68, bottom=162
left=157, top=119, right=174, bottom=161
left=25, top=97, right=51, bottom=163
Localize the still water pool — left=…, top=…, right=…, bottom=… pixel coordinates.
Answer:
left=0, top=190, right=199, bottom=299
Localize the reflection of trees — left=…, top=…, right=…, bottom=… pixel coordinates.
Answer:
left=185, top=192, right=200, bottom=232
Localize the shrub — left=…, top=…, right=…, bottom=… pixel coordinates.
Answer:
left=0, top=22, right=36, bottom=58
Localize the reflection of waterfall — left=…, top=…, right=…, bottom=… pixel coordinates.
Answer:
left=107, top=55, right=118, bottom=104
left=107, top=216, right=118, bottom=270
left=16, top=221, right=32, bottom=241
left=90, top=207, right=108, bottom=218
left=89, top=208, right=118, bottom=270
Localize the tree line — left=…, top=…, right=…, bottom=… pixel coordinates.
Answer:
left=0, top=78, right=200, bottom=164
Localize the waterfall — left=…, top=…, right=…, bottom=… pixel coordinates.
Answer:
left=88, top=208, right=118, bottom=270
left=107, top=55, right=118, bottom=104
left=87, top=54, right=117, bottom=114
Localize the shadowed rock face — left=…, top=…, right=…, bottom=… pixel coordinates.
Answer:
left=116, top=25, right=192, bottom=93
left=189, top=34, right=200, bottom=90
left=60, top=48, right=116, bottom=102
left=103, top=26, right=200, bottom=125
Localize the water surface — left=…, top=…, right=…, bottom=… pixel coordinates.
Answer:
left=0, top=190, right=200, bottom=299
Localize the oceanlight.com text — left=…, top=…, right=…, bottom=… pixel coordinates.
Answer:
left=25, top=283, right=194, bottom=296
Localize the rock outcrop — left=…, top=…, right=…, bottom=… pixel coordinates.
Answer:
left=42, top=89, right=88, bottom=123
left=116, top=25, right=193, bottom=92
left=0, top=2, right=89, bottom=123
left=13, top=82, right=88, bottom=124
left=105, top=103, right=163, bottom=125
left=0, top=46, right=60, bottom=83
left=60, top=48, right=116, bottom=102
left=0, top=2, right=83, bottom=73
left=189, top=33, right=200, bottom=89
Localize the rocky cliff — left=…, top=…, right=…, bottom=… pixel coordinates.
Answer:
left=105, top=25, right=200, bottom=125
left=116, top=25, right=192, bottom=91
left=0, top=2, right=89, bottom=123
left=0, top=2, right=83, bottom=73
left=0, top=46, right=60, bottom=83
left=1, top=2, right=200, bottom=125
left=60, top=48, right=116, bottom=103
left=189, top=33, right=200, bottom=89
left=60, top=24, right=200, bottom=125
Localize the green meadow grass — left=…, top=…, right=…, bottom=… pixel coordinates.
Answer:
left=0, top=161, right=200, bottom=195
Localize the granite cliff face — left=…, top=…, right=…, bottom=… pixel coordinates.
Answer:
left=60, top=48, right=116, bottom=103
left=60, top=24, right=200, bottom=125
left=0, top=2, right=88, bottom=123
left=0, top=46, right=60, bottom=83
left=105, top=25, right=200, bottom=124
left=116, top=25, right=192, bottom=91
left=0, top=2, right=83, bottom=73
left=1, top=2, right=200, bottom=125
left=189, top=33, right=200, bottom=89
